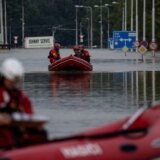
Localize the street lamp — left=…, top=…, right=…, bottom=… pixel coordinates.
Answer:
left=143, top=0, right=146, bottom=41
left=81, top=18, right=90, bottom=47
left=152, top=0, right=155, bottom=42
left=4, top=0, right=7, bottom=44
left=78, top=5, right=93, bottom=48
left=0, top=0, right=4, bottom=44
left=105, top=4, right=112, bottom=48
left=75, top=5, right=83, bottom=45
left=22, top=0, right=25, bottom=47
left=94, top=4, right=103, bottom=48
left=124, top=0, right=127, bottom=31
left=136, top=0, right=138, bottom=42
left=131, top=0, right=134, bottom=31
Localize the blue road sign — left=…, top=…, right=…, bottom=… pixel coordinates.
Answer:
left=113, top=31, right=136, bottom=49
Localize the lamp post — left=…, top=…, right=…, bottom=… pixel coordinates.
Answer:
left=136, top=0, right=138, bottom=42
left=105, top=4, right=112, bottom=49
left=0, top=0, right=4, bottom=44
left=131, top=0, right=134, bottom=31
left=100, top=3, right=103, bottom=48
left=94, top=4, right=103, bottom=48
left=75, top=5, right=80, bottom=45
left=4, top=0, right=7, bottom=44
left=22, top=0, right=25, bottom=47
left=124, top=0, right=127, bottom=31
left=80, top=6, right=93, bottom=48
left=143, top=0, right=146, bottom=41
left=152, top=0, right=155, bottom=42
left=82, top=18, right=90, bottom=47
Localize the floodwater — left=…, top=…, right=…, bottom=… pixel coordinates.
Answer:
left=0, top=48, right=160, bottom=138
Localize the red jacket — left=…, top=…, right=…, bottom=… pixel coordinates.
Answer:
left=0, top=86, right=33, bottom=114
left=81, top=49, right=90, bottom=63
left=0, top=86, right=33, bottom=148
left=48, top=49, right=61, bottom=63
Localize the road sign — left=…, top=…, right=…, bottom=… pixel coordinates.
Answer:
left=140, top=41, right=148, bottom=48
left=134, top=41, right=140, bottom=47
left=138, top=45, right=147, bottom=54
left=149, top=42, right=158, bottom=50
left=14, top=36, right=18, bottom=44
left=113, top=31, right=136, bottom=49
left=122, top=46, right=129, bottom=53
left=80, top=34, right=84, bottom=43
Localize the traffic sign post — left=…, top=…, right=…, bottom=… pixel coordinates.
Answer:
left=149, top=42, right=158, bottom=50
left=122, top=46, right=129, bottom=56
left=138, top=45, right=147, bottom=61
left=113, top=31, right=136, bottom=49
left=79, top=34, right=84, bottom=43
left=140, top=41, right=148, bottom=48
left=138, top=45, right=147, bottom=54
left=14, top=36, right=18, bottom=48
left=149, top=41, right=158, bottom=57
left=134, top=41, right=140, bottom=48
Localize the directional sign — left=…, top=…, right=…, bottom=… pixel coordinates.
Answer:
left=113, top=31, right=136, bottom=49
left=149, top=42, right=158, bottom=50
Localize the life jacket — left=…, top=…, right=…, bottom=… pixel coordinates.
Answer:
left=81, top=50, right=90, bottom=62
left=0, top=86, right=33, bottom=114
left=48, top=49, right=60, bottom=63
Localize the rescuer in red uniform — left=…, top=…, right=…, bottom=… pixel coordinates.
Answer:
left=0, top=58, right=47, bottom=149
left=48, top=42, right=61, bottom=63
left=79, top=44, right=90, bottom=63
left=73, top=45, right=81, bottom=58
left=0, top=59, right=32, bottom=115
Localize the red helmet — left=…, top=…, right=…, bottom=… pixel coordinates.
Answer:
left=73, top=45, right=80, bottom=51
left=54, top=42, right=61, bottom=49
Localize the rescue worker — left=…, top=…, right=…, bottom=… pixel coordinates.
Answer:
left=48, top=42, right=61, bottom=63
left=0, top=58, right=47, bottom=149
left=73, top=45, right=81, bottom=58
left=0, top=58, right=32, bottom=114
left=79, top=44, right=90, bottom=63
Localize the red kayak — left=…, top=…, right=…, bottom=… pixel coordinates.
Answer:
left=48, top=55, right=93, bottom=71
left=2, top=102, right=160, bottom=160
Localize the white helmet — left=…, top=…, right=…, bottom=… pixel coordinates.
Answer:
left=1, top=58, right=24, bottom=81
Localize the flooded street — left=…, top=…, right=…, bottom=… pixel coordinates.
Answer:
left=0, top=48, right=160, bottom=138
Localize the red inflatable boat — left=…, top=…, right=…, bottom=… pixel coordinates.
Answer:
left=48, top=55, right=93, bottom=71
left=2, top=102, right=160, bottom=160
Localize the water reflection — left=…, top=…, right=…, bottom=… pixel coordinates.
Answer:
left=21, top=71, right=160, bottom=137
left=49, top=72, right=91, bottom=105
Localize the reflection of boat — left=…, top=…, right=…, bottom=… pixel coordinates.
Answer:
left=48, top=55, right=93, bottom=71
left=2, top=102, right=160, bottom=160
left=50, top=72, right=91, bottom=97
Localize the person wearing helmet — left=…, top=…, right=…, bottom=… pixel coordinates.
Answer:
left=48, top=42, right=61, bottom=63
left=0, top=58, right=47, bottom=149
left=79, top=44, right=90, bottom=63
left=73, top=45, right=82, bottom=58
left=0, top=58, right=32, bottom=114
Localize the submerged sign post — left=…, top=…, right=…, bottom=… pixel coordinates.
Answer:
left=113, top=31, right=136, bottom=49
